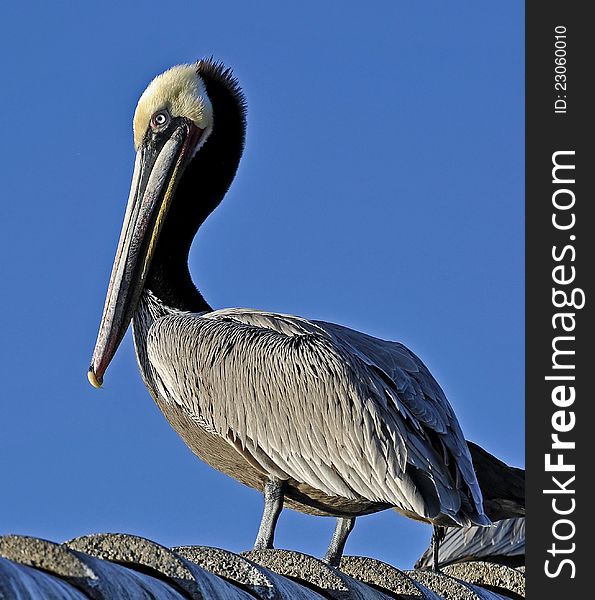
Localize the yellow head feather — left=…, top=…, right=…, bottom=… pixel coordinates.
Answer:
left=133, top=64, right=213, bottom=149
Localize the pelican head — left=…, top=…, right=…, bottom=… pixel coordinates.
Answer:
left=132, top=64, right=214, bottom=151
left=88, top=60, right=245, bottom=388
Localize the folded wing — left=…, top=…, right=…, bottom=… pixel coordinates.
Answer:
left=145, top=308, right=489, bottom=526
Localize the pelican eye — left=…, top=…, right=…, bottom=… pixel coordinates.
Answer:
left=151, top=110, right=170, bottom=129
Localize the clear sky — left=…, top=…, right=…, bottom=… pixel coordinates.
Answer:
left=0, top=1, right=523, bottom=569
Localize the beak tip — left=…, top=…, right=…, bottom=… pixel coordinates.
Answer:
left=88, top=367, right=103, bottom=389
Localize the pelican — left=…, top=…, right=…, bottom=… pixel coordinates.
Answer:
left=89, top=59, right=498, bottom=566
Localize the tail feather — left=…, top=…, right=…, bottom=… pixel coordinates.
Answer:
left=466, top=440, right=525, bottom=521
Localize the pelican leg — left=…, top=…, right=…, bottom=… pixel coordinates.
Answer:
left=323, top=517, right=356, bottom=567
left=431, top=525, right=446, bottom=571
left=253, top=479, right=285, bottom=550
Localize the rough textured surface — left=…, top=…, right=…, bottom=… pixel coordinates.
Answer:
left=442, top=563, right=524, bottom=599
left=0, top=557, right=89, bottom=600
left=0, top=535, right=185, bottom=600
left=0, top=533, right=525, bottom=600
left=340, top=556, right=443, bottom=600
left=0, top=536, right=97, bottom=584
left=244, top=549, right=395, bottom=600
left=406, top=570, right=510, bottom=600
left=67, top=533, right=251, bottom=599
left=176, top=545, right=325, bottom=600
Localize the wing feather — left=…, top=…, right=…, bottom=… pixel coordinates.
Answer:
left=146, top=308, right=488, bottom=525
left=415, top=517, right=525, bottom=568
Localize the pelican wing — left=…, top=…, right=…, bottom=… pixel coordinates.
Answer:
left=145, top=308, right=488, bottom=526
left=312, top=320, right=483, bottom=505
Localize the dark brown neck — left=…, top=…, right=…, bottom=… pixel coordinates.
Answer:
left=145, top=61, right=246, bottom=313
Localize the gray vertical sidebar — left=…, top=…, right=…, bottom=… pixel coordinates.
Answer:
left=526, top=2, right=592, bottom=596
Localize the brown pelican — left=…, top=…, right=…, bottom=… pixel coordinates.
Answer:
left=89, top=60, right=495, bottom=566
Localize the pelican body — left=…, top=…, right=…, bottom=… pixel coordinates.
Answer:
left=89, top=60, right=493, bottom=563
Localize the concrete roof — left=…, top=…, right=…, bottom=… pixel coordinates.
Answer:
left=0, top=532, right=524, bottom=599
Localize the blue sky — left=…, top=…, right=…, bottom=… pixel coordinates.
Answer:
left=0, top=2, right=523, bottom=569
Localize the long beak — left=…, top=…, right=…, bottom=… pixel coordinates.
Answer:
left=88, top=121, right=202, bottom=388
